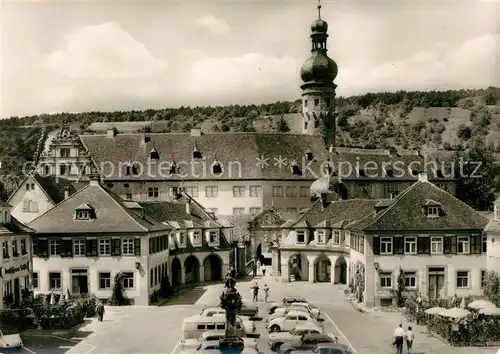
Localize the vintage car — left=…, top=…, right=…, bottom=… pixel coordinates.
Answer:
left=268, top=323, right=325, bottom=351
left=199, top=308, right=256, bottom=334
left=278, top=333, right=336, bottom=354
left=182, top=330, right=258, bottom=351
left=238, top=303, right=259, bottom=318
left=268, top=305, right=321, bottom=323
left=268, top=297, right=319, bottom=315
left=0, top=328, right=23, bottom=349
left=267, top=311, right=320, bottom=333
left=272, top=302, right=320, bottom=319
left=308, top=342, right=355, bottom=354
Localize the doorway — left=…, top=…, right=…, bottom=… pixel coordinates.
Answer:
left=428, top=267, right=445, bottom=299
left=13, top=278, right=20, bottom=305
left=71, top=269, right=89, bottom=294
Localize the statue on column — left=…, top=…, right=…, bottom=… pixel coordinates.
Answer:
left=220, top=266, right=244, bottom=353
left=271, top=233, right=278, bottom=246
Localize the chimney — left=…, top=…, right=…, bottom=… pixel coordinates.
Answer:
left=141, top=134, right=150, bottom=144
left=186, top=198, right=191, bottom=215
left=64, top=186, right=70, bottom=200
left=190, top=128, right=202, bottom=137
left=418, top=171, right=428, bottom=182
left=89, top=173, right=100, bottom=186
left=106, top=128, right=116, bottom=137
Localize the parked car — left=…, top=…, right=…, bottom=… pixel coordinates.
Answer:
left=268, top=323, right=325, bottom=351
left=199, top=308, right=256, bottom=334
left=273, top=302, right=320, bottom=319
left=182, top=330, right=258, bottom=351
left=238, top=303, right=259, bottom=318
left=0, top=329, right=22, bottom=349
left=269, top=304, right=321, bottom=323
left=278, top=333, right=336, bottom=353
left=309, top=342, right=355, bottom=354
left=267, top=311, right=320, bottom=333
left=268, top=297, right=319, bottom=315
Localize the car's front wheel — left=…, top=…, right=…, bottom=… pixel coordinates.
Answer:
left=271, top=342, right=283, bottom=351
left=270, top=325, right=281, bottom=332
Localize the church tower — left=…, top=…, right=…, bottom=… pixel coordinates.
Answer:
left=300, top=0, right=338, bottom=148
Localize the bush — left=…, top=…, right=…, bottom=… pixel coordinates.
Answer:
left=109, top=273, right=126, bottom=306
left=456, top=124, right=472, bottom=140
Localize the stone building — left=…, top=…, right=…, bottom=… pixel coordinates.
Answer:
left=485, top=195, right=500, bottom=271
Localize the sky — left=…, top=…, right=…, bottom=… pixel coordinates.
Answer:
left=1, top=0, right=499, bottom=118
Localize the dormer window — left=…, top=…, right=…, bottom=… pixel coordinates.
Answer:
left=385, top=168, right=394, bottom=177
left=435, top=169, right=444, bottom=178
left=427, top=206, right=439, bottom=217
left=296, top=230, right=306, bottom=244
left=411, top=169, right=419, bottom=176
left=193, top=142, right=202, bottom=159
left=290, top=161, right=301, bottom=175
left=169, top=233, right=176, bottom=250
left=75, top=204, right=94, bottom=220
left=149, top=146, right=160, bottom=160
left=316, top=230, right=325, bottom=244
left=178, top=231, right=186, bottom=246
left=126, top=163, right=138, bottom=176
left=358, top=169, right=367, bottom=177
left=169, top=162, right=177, bottom=175
left=207, top=230, right=219, bottom=245
left=305, top=150, right=313, bottom=161
left=192, top=230, right=202, bottom=245
left=212, top=162, right=222, bottom=175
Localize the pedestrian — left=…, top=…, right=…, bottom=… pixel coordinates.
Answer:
left=263, top=284, right=269, bottom=302
left=406, top=326, right=414, bottom=354
left=252, top=281, right=259, bottom=302
left=393, top=324, right=405, bottom=354
left=96, top=301, right=105, bottom=322
left=262, top=266, right=266, bottom=277
left=256, top=260, right=261, bottom=272
left=252, top=263, right=257, bottom=277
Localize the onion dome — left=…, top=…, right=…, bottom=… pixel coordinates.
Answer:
left=300, top=53, right=338, bottom=84
left=311, top=18, right=328, bottom=33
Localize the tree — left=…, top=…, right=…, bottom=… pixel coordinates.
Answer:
left=0, top=180, right=8, bottom=201
left=453, top=142, right=499, bottom=210
left=456, top=124, right=472, bottom=140
left=277, top=116, right=290, bottom=132
left=221, top=124, right=230, bottom=132
left=109, top=273, right=125, bottom=306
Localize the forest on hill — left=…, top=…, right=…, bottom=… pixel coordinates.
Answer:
left=1, top=87, right=499, bottom=208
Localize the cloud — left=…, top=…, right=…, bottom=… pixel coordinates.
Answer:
left=43, top=22, right=167, bottom=80
left=194, top=15, right=230, bottom=35
left=338, top=33, right=500, bottom=95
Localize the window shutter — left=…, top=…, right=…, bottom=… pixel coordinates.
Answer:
left=417, top=237, right=425, bottom=254
left=470, top=236, right=477, bottom=254
left=450, top=236, right=457, bottom=254
left=394, top=237, right=404, bottom=255
left=443, top=237, right=451, bottom=254
left=61, top=240, right=72, bottom=257
left=149, top=239, right=152, bottom=254
left=91, top=240, right=98, bottom=256
left=39, top=240, right=49, bottom=258
left=372, top=237, right=380, bottom=255
left=473, top=236, right=481, bottom=254
left=422, top=237, right=430, bottom=254
left=112, top=239, right=121, bottom=256
left=86, top=240, right=93, bottom=256
left=134, top=238, right=141, bottom=256
left=32, top=239, right=39, bottom=256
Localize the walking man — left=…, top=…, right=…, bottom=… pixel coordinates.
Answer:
left=263, top=284, right=269, bottom=302
left=252, top=263, right=257, bottom=277
left=262, top=266, right=266, bottom=277
left=96, top=301, right=105, bottom=322
left=406, top=326, right=414, bottom=354
left=252, top=281, right=259, bottom=302
left=393, top=324, right=405, bottom=354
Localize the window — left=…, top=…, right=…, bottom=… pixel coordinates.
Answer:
left=179, top=232, right=186, bottom=245
left=49, top=240, right=61, bottom=256
left=483, top=236, right=487, bottom=253
left=431, top=237, right=443, bottom=254
left=249, top=185, right=262, bottom=197
left=126, top=193, right=132, bottom=200
left=2, top=241, right=8, bottom=258
left=427, top=207, right=439, bottom=217
left=148, top=187, right=159, bottom=198
left=304, top=122, right=308, bottom=130
left=303, top=99, right=308, bottom=107
left=404, top=237, right=417, bottom=254
left=286, top=186, right=297, bottom=197
left=249, top=207, right=261, bottom=214
left=185, top=186, right=198, bottom=198
left=380, top=237, right=392, bottom=254
left=206, top=186, right=218, bottom=197
left=333, top=231, right=340, bottom=244
left=380, top=272, right=392, bottom=288
left=22, top=200, right=39, bottom=213
left=192, top=230, right=201, bottom=245
left=385, top=184, right=399, bottom=199
left=21, top=239, right=27, bottom=254
left=314, top=99, right=319, bottom=106
left=60, top=148, right=70, bottom=158
left=12, top=240, right=18, bottom=257
left=60, top=165, right=67, bottom=175
left=296, top=230, right=305, bottom=244
left=233, top=208, right=245, bottom=215
left=437, top=183, right=449, bottom=192
left=99, top=239, right=111, bottom=256
left=233, top=186, right=245, bottom=197
left=49, top=272, right=62, bottom=290
left=26, top=183, right=30, bottom=191
left=122, top=238, right=135, bottom=255
left=317, top=230, right=325, bottom=244
left=76, top=210, right=90, bottom=220
left=457, top=236, right=470, bottom=254
left=99, top=272, right=111, bottom=289
left=481, top=270, right=487, bottom=288
left=404, top=272, right=417, bottom=288
left=122, top=272, right=134, bottom=289
left=209, top=230, right=219, bottom=244
left=73, top=240, right=86, bottom=256
left=272, top=186, right=283, bottom=197
left=457, top=271, right=469, bottom=288
left=299, top=186, right=309, bottom=197
left=32, top=273, right=39, bottom=289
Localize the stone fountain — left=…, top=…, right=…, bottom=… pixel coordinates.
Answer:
left=218, top=267, right=244, bottom=354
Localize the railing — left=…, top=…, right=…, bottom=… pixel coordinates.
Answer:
left=241, top=259, right=255, bottom=277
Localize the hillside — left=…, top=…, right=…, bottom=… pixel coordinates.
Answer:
left=1, top=87, right=499, bottom=198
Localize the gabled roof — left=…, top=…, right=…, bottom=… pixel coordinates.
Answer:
left=349, top=180, right=489, bottom=231
left=0, top=216, right=34, bottom=235
left=28, top=184, right=169, bottom=234
left=291, top=199, right=380, bottom=229
left=424, top=199, right=442, bottom=206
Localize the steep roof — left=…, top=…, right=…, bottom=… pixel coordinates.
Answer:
left=0, top=216, right=34, bottom=235
left=291, top=199, right=380, bottom=228
left=80, top=132, right=329, bottom=181
left=349, top=180, right=489, bottom=232
left=33, top=175, right=77, bottom=204
left=28, top=183, right=169, bottom=234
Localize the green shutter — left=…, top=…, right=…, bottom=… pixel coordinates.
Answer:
left=134, top=238, right=141, bottom=256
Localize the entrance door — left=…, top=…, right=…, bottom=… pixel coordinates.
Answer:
left=13, top=278, right=20, bottom=305
left=340, top=263, right=347, bottom=284
left=71, top=269, right=89, bottom=294
left=428, top=273, right=445, bottom=299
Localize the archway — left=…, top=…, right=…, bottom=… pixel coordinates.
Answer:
left=314, top=255, right=331, bottom=282
left=204, top=254, right=223, bottom=282
left=184, top=255, right=200, bottom=284
left=171, top=257, right=182, bottom=286
left=334, top=257, right=347, bottom=284
left=256, top=243, right=265, bottom=264
left=288, top=253, right=309, bottom=281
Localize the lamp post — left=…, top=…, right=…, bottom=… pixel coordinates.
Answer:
left=219, top=268, right=244, bottom=353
